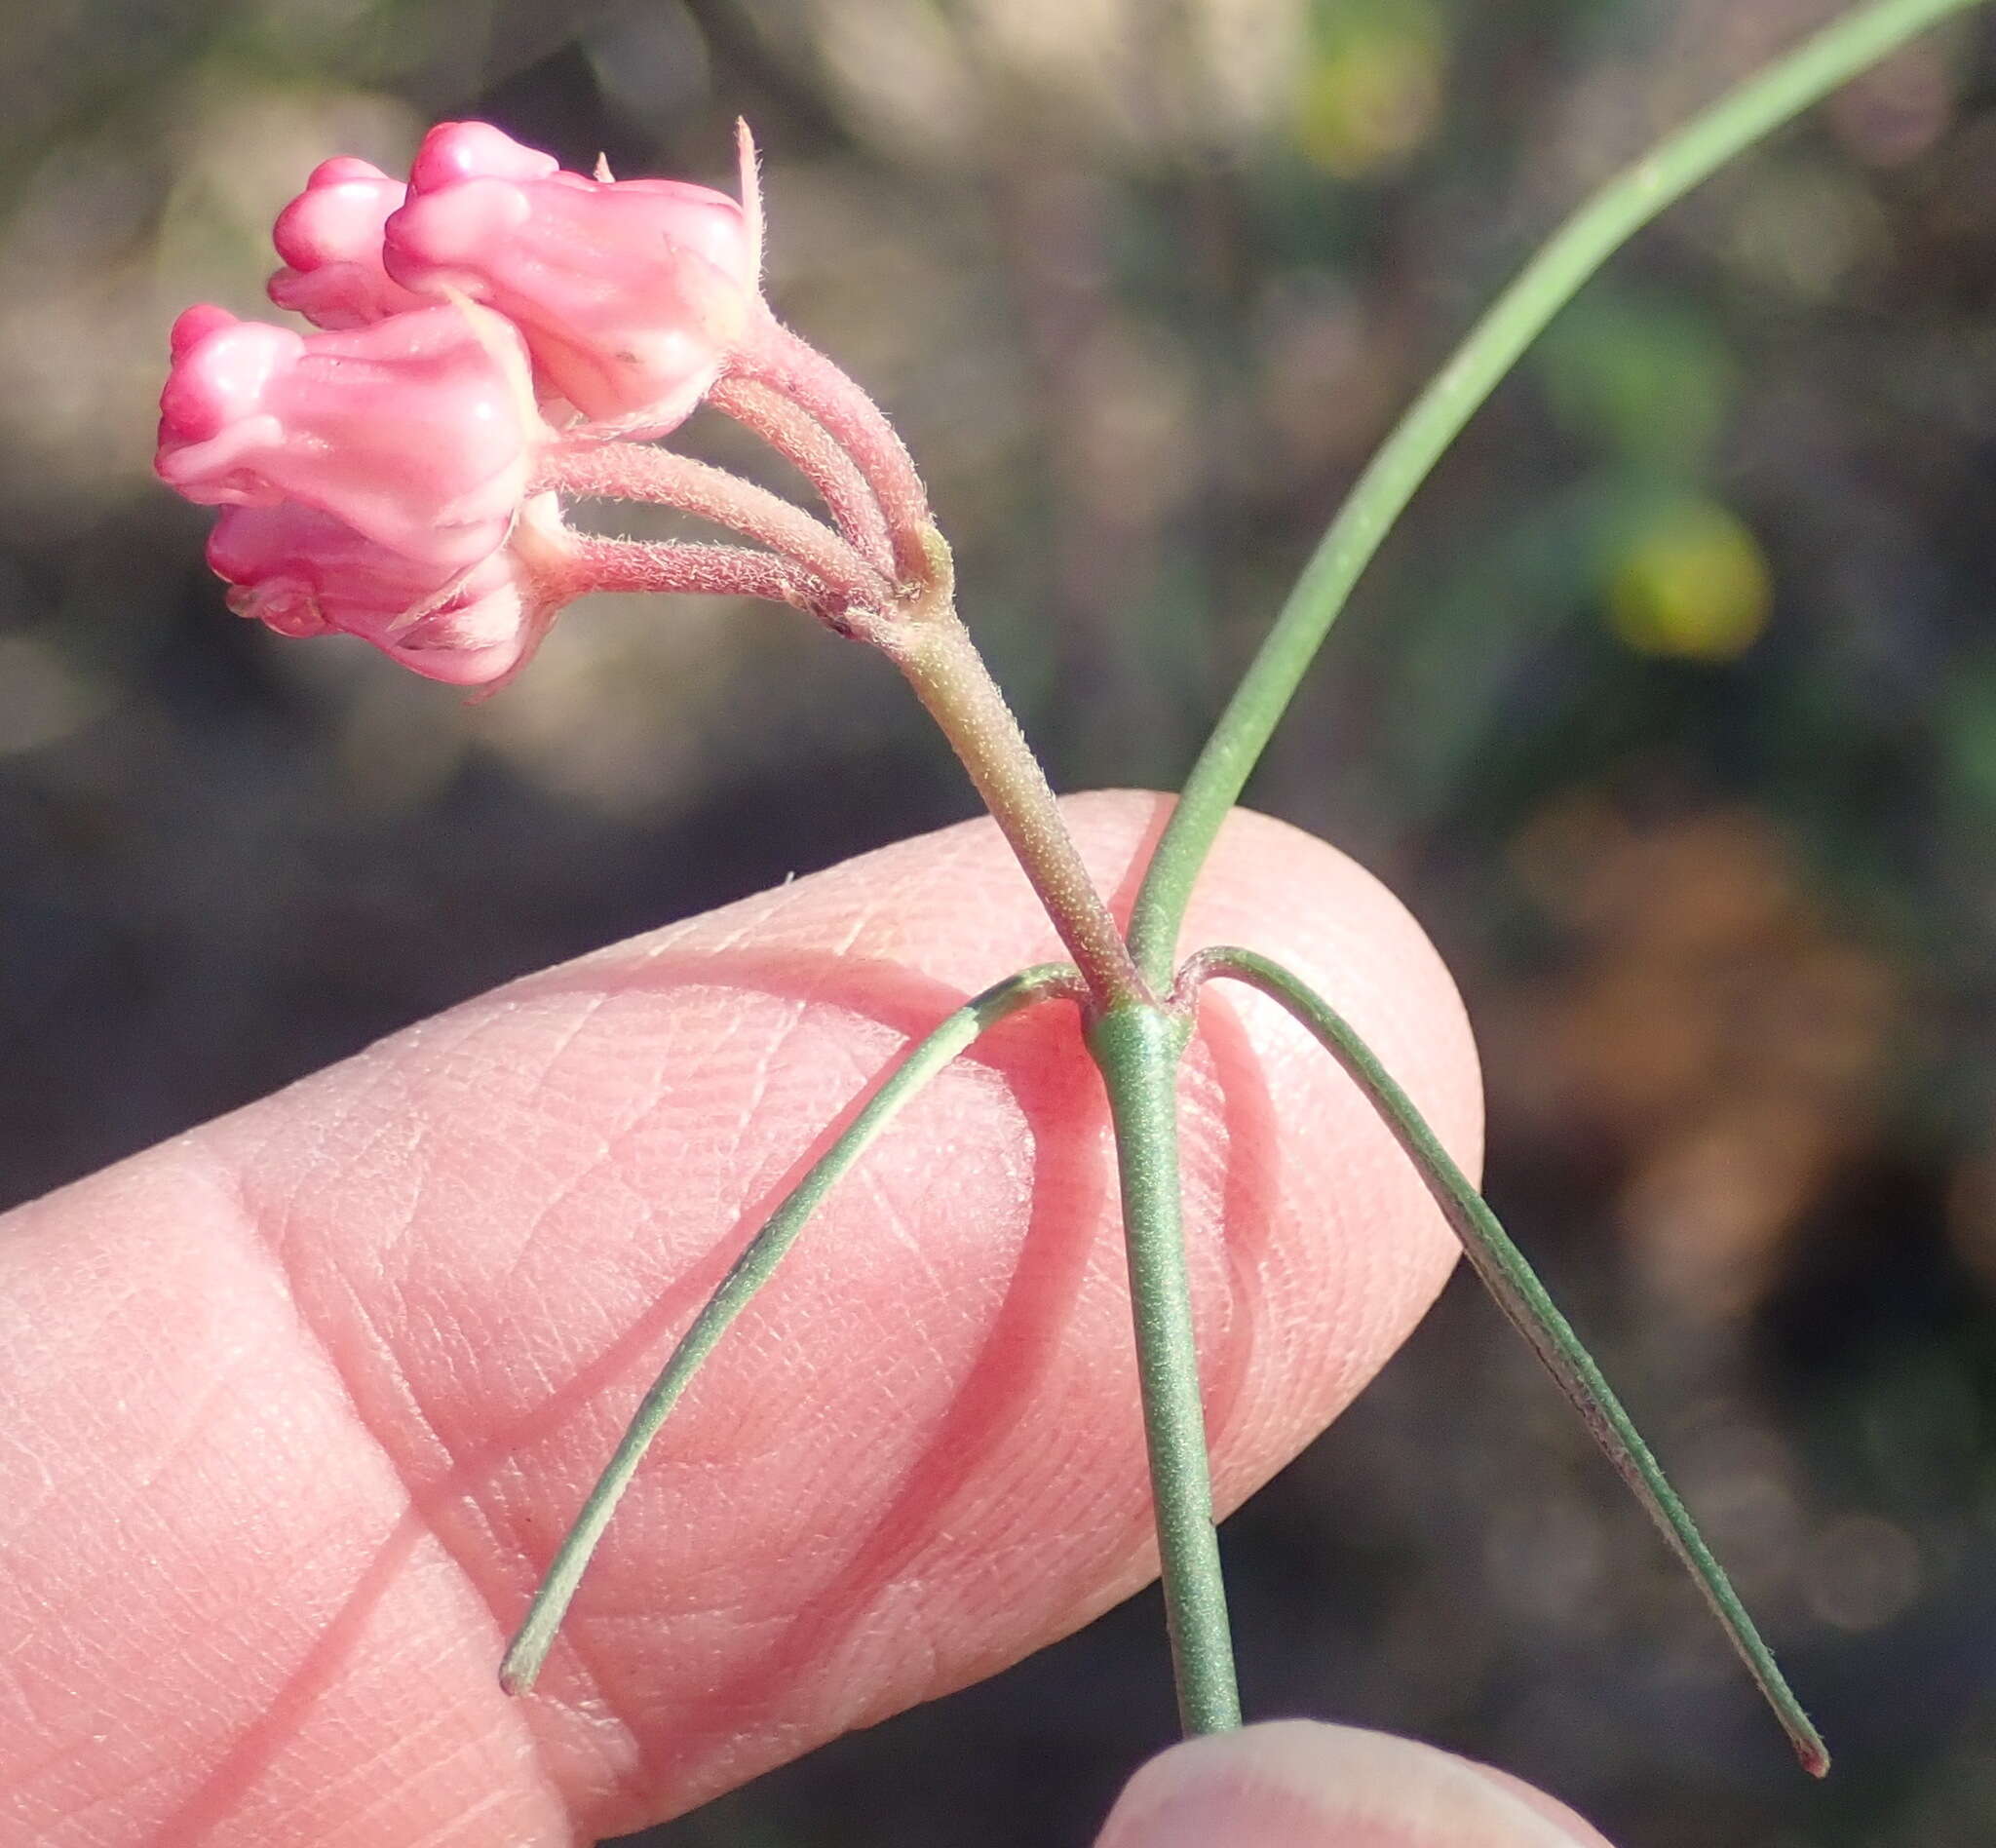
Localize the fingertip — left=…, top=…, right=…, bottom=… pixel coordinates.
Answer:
left=1094, top=1722, right=1613, bottom=1848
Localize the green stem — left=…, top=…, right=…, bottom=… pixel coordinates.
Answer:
left=501, top=961, right=1080, bottom=1695
left=1127, top=0, right=1988, bottom=986
left=1088, top=1002, right=1243, bottom=1735
left=1182, top=945, right=1827, bottom=1777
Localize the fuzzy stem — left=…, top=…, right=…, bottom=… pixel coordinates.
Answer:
left=1181, top=945, right=1829, bottom=1777
left=537, top=441, right=891, bottom=610
left=875, top=600, right=1150, bottom=1011
left=566, top=534, right=829, bottom=613
left=1127, top=0, right=1990, bottom=987
left=734, top=317, right=934, bottom=584
left=708, top=375, right=897, bottom=576
left=1089, top=1003, right=1242, bottom=1735
left=502, top=962, right=1082, bottom=1696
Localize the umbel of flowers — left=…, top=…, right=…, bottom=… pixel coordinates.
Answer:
left=157, top=120, right=933, bottom=688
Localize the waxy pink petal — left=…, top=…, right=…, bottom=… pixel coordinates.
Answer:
left=156, top=301, right=541, bottom=571
left=383, top=120, right=758, bottom=434
left=407, top=120, right=561, bottom=190
left=267, top=156, right=431, bottom=330
left=208, top=496, right=567, bottom=686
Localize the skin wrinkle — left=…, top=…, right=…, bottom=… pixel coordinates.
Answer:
left=147, top=1178, right=566, bottom=1848
left=496, top=1000, right=718, bottom=1312
left=853, top=1156, right=954, bottom=1304
left=822, top=1025, right=961, bottom=1299
left=1226, top=973, right=1460, bottom=1412
left=436, top=1006, right=689, bottom=1342
left=517, top=985, right=626, bottom=1135
left=125, top=1357, right=238, bottom=1501
left=0, top=1415, right=59, bottom=1548
left=291, top=1686, right=489, bottom=1838
left=250, top=1054, right=401, bottom=1274
left=396, top=1786, right=516, bottom=1848
left=273, top=1159, right=460, bottom=1499
left=372, top=1128, right=441, bottom=1310
left=873, top=827, right=1008, bottom=963
left=38, top=1763, right=187, bottom=1846
left=6, top=1682, right=132, bottom=1832
left=685, top=905, right=889, bottom=1193
left=715, top=993, right=816, bottom=1185
left=17, top=1213, right=494, bottom=1848
left=1178, top=997, right=1286, bottom=1487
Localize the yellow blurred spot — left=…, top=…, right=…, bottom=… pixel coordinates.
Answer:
left=1607, top=500, right=1772, bottom=662
left=1294, top=32, right=1441, bottom=178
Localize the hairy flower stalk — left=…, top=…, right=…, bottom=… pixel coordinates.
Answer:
left=153, top=6, right=1978, bottom=1764
left=729, top=316, right=936, bottom=585
left=869, top=574, right=1152, bottom=1009
left=533, top=439, right=892, bottom=612
left=562, top=535, right=830, bottom=613
left=706, top=373, right=897, bottom=576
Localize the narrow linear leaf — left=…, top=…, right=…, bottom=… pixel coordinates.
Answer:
left=501, top=961, right=1081, bottom=1695
left=1183, top=945, right=1828, bottom=1777
left=1130, top=0, right=1989, bottom=982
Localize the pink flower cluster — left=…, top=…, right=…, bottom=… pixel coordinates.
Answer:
left=156, top=122, right=763, bottom=684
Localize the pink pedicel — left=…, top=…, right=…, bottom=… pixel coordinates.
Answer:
left=156, top=300, right=543, bottom=571
left=207, top=495, right=570, bottom=685
left=383, top=120, right=759, bottom=434
left=267, top=157, right=430, bottom=330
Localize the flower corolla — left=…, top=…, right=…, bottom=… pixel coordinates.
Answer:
left=157, top=300, right=542, bottom=569
left=157, top=121, right=850, bottom=690
left=207, top=496, right=567, bottom=685
left=267, top=156, right=430, bottom=330
left=382, top=121, right=760, bottom=434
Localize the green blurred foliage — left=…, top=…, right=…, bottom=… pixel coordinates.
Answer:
left=2, top=2, right=1995, bottom=1844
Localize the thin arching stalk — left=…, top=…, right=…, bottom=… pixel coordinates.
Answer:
left=502, top=962, right=1081, bottom=1694
left=1180, top=945, right=1828, bottom=1776
left=1127, top=0, right=1988, bottom=986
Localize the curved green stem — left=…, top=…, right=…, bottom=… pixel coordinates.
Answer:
left=1128, top=0, right=1988, bottom=986
left=1088, top=1002, right=1242, bottom=1734
left=501, top=961, right=1082, bottom=1695
left=1181, top=945, right=1827, bottom=1775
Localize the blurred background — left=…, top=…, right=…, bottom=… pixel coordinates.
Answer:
left=5, top=0, right=1995, bottom=1841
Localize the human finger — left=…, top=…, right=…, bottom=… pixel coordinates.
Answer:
left=0, top=790, right=1480, bottom=1844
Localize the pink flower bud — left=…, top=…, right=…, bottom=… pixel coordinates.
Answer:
left=156, top=301, right=542, bottom=571
left=407, top=120, right=560, bottom=190
left=207, top=494, right=570, bottom=686
left=267, top=157, right=431, bottom=330
left=382, top=121, right=759, bottom=435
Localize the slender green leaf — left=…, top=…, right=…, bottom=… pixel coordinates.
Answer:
left=1129, top=0, right=1988, bottom=984
left=1184, top=945, right=1828, bottom=1776
left=501, top=962, right=1081, bottom=1694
